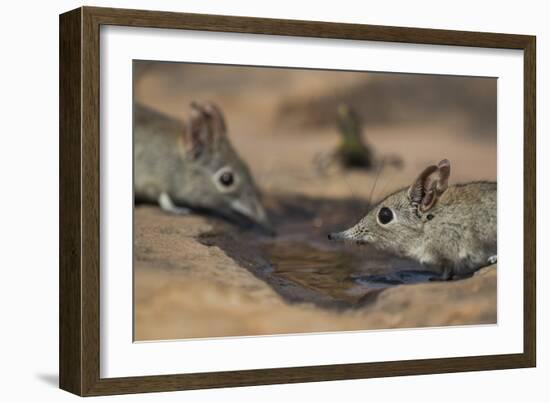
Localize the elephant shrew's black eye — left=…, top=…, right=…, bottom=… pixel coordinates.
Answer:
left=378, top=207, right=393, bottom=225
left=219, top=171, right=234, bottom=187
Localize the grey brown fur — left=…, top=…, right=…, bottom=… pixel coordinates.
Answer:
left=134, top=102, right=272, bottom=232
left=329, top=159, right=496, bottom=280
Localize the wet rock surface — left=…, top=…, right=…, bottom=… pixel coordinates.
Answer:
left=134, top=203, right=496, bottom=341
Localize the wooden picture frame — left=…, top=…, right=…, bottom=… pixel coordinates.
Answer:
left=59, top=6, right=536, bottom=396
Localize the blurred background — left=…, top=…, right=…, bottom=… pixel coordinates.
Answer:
left=134, top=62, right=496, bottom=201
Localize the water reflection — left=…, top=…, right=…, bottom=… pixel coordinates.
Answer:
left=261, top=240, right=432, bottom=306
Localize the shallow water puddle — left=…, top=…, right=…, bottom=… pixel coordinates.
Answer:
left=260, top=240, right=433, bottom=306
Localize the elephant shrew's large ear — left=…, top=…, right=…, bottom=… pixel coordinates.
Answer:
left=183, top=102, right=227, bottom=159
left=408, top=159, right=451, bottom=212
